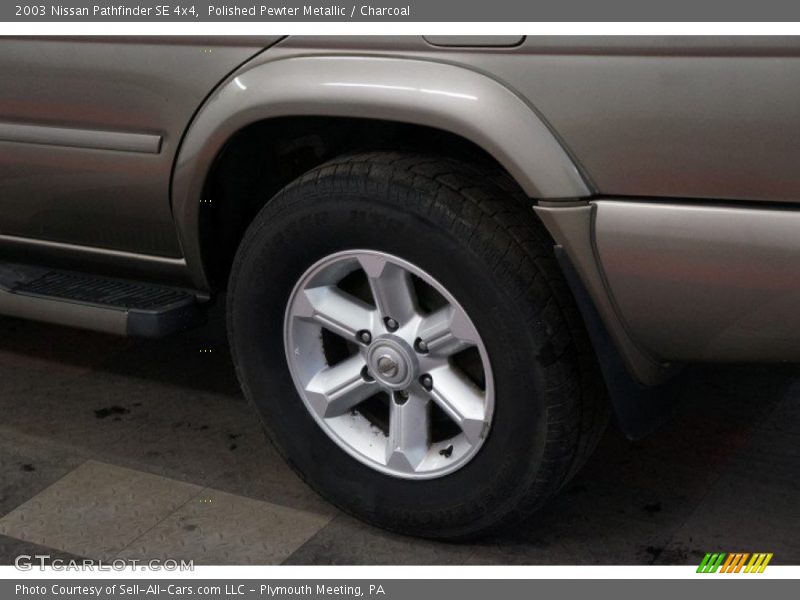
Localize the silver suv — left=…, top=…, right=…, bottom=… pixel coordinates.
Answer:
left=0, top=36, right=795, bottom=539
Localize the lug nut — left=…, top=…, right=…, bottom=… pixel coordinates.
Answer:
left=420, top=374, right=433, bottom=391
left=357, top=330, right=372, bottom=344
left=395, top=390, right=409, bottom=405
left=384, top=317, right=399, bottom=332
left=414, top=338, right=429, bottom=354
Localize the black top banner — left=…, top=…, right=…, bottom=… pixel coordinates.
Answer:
left=4, top=0, right=800, bottom=21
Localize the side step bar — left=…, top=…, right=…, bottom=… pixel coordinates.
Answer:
left=0, top=262, right=204, bottom=337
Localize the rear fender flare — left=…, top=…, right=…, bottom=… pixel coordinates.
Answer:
left=170, top=54, right=590, bottom=289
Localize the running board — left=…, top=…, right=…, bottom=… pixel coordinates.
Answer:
left=0, top=262, right=204, bottom=337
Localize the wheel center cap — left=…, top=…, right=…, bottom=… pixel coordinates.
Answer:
left=367, top=338, right=415, bottom=389
left=377, top=355, right=399, bottom=378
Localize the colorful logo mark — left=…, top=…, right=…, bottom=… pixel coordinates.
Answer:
left=697, top=552, right=773, bottom=573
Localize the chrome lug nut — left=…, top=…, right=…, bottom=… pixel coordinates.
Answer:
left=414, top=338, right=429, bottom=354
left=420, top=374, right=433, bottom=391
left=357, top=330, right=372, bottom=344
left=395, top=390, right=409, bottom=404
left=384, top=317, right=399, bottom=332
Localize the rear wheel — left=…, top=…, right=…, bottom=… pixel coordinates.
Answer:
left=228, top=152, right=608, bottom=539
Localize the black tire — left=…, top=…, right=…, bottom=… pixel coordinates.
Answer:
left=227, top=152, right=608, bottom=540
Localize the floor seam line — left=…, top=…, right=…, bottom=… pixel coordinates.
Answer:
left=109, top=485, right=208, bottom=561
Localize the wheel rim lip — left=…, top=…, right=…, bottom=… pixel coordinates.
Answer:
left=283, top=249, right=495, bottom=480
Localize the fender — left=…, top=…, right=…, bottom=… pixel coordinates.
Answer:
left=170, top=54, right=591, bottom=289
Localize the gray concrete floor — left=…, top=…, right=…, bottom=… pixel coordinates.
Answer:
left=0, top=304, right=798, bottom=565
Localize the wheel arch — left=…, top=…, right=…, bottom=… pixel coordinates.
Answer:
left=171, top=54, right=591, bottom=290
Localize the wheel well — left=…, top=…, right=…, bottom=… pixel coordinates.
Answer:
left=199, top=117, right=526, bottom=290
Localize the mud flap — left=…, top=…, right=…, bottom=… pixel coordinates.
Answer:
left=554, top=245, right=678, bottom=439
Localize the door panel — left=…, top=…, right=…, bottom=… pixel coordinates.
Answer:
left=0, top=37, right=280, bottom=256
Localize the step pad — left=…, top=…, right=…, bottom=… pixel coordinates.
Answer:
left=0, top=263, right=203, bottom=337
left=15, top=271, right=192, bottom=312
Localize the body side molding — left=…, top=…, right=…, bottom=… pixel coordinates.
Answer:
left=0, top=122, right=161, bottom=154
left=171, top=55, right=590, bottom=289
